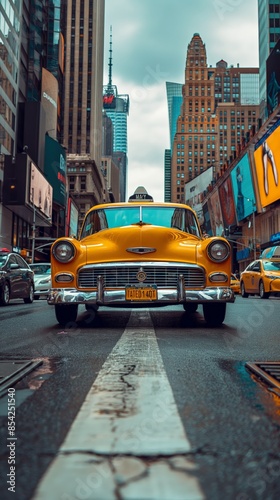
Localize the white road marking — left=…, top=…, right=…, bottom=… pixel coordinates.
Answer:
left=33, top=310, right=204, bottom=499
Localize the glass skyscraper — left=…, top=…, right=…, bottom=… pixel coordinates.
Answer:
left=258, top=0, right=280, bottom=120
left=0, top=0, right=22, bottom=155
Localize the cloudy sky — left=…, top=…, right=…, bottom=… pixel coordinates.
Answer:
left=103, top=0, right=259, bottom=201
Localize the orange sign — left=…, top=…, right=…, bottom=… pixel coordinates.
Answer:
left=254, top=123, right=280, bottom=207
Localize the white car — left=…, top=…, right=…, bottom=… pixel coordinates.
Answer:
left=29, top=263, right=51, bottom=300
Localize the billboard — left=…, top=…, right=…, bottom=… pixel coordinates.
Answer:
left=3, top=154, right=52, bottom=226
left=218, top=176, right=237, bottom=228
left=103, top=94, right=116, bottom=109
left=185, top=167, right=213, bottom=225
left=207, top=189, right=224, bottom=236
left=266, top=38, right=280, bottom=116
left=44, top=135, right=66, bottom=207
left=29, top=162, right=53, bottom=219
left=66, top=198, right=79, bottom=237
left=230, top=153, right=256, bottom=221
left=41, top=68, right=58, bottom=139
left=254, top=121, right=280, bottom=208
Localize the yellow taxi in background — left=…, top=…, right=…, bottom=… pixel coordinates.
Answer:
left=240, top=258, right=280, bottom=298
left=230, top=273, right=240, bottom=294
left=48, top=187, right=235, bottom=327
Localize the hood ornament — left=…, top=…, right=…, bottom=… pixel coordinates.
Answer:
left=126, top=247, right=156, bottom=254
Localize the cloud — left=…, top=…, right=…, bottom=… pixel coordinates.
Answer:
left=104, top=0, right=259, bottom=201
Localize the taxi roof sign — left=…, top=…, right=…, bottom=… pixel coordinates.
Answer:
left=128, top=186, right=154, bottom=202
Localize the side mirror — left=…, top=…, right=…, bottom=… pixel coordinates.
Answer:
left=9, top=263, right=19, bottom=269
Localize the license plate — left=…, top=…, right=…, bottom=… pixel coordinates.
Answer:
left=125, top=285, right=157, bottom=301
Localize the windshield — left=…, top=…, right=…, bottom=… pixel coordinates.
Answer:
left=30, top=264, right=51, bottom=275
left=0, top=254, right=8, bottom=268
left=80, top=206, right=201, bottom=238
left=263, top=261, right=280, bottom=271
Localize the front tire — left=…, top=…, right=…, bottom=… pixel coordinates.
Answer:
left=183, top=303, right=198, bottom=313
left=203, top=303, right=226, bottom=327
left=55, top=304, right=78, bottom=326
left=259, top=280, right=269, bottom=299
left=0, top=282, right=10, bottom=306
left=240, top=282, right=249, bottom=298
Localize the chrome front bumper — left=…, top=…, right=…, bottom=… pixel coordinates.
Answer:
left=48, top=282, right=235, bottom=306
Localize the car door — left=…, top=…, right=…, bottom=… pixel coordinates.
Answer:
left=248, top=260, right=261, bottom=293
left=241, top=262, right=254, bottom=292
left=15, top=255, right=32, bottom=296
left=6, top=255, right=22, bottom=298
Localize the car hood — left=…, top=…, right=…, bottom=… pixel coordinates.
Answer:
left=33, top=274, right=51, bottom=282
left=81, top=225, right=200, bottom=263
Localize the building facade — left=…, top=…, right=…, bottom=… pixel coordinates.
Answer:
left=102, top=27, right=129, bottom=201
left=1, top=0, right=66, bottom=258
left=60, top=0, right=108, bottom=227
left=170, top=33, right=260, bottom=203
left=258, top=0, right=280, bottom=121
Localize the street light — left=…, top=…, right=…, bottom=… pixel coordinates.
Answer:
left=31, top=187, right=36, bottom=264
left=247, top=198, right=256, bottom=260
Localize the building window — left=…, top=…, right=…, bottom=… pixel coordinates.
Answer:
left=80, top=176, right=86, bottom=190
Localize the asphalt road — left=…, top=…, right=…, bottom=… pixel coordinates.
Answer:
left=0, top=296, right=280, bottom=499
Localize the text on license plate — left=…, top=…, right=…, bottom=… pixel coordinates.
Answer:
left=125, top=286, right=157, bottom=301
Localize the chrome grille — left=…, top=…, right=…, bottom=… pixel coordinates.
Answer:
left=78, top=264, right=205, bottom=288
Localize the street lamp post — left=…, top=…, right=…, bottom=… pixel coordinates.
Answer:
left=31, top=187, right=36, bottom=264
left=252, top=207, right=256, bottom=260
left=247, top=198, right=256, bottom=260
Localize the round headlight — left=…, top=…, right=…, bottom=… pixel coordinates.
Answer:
left=52, top=241, right=76, bottom=263
left=207, top=240, right=230, bottom=262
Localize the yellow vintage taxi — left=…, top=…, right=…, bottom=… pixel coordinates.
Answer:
left=48, top=187, right=235, bottom=327
left=240, top=258, right=280, bottom=298
left=230, top=273, right=240, bottom=294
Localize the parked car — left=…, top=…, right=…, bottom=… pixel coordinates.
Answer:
left=230, top=273, right=240, bottom=294
left=240, top=258, right=280, bottom=298
left=0, top=249, right=34, bottom=305
left=29, top=263, right=51, bottom=299
left=48, top=187, right=235, bottom=327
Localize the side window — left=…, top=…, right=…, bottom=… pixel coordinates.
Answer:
left=8, top=255, right=17, bottom=269
left=252, top=262, right=260, bottom=272
left=16, top=255, right=27, bottom=268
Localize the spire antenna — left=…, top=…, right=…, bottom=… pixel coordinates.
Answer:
left=108, top=26, right=113, bottom=93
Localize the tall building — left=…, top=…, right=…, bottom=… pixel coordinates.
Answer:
left=60, top=0, right=108, bottom=228
left=0, top=0, right=22, bottom=157
left=164, top=82, right=183, bottom=201
left=170, top=33, right=259, bottom=203
left=103, top=27, right=129, bottom=201
left=1, top=0, right=67, bottom=257
left=258, top=0, right=280, bottom=121
left=0, top=0, right=22, bottom=248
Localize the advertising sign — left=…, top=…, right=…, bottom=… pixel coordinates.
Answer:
left=44, top=135, right=66, bottom=207
left=66, top=198, right=79, bottom=237
left=103, top=94, right=116, bottom=109
left=218, top=176, right=237, bottom=228
left=29, top=162, right=53, bottom=218
left=207, top=189, right=224, bottom=236
left=41, top=68, right=58, bottom=139
left=185, top=167, right=213, bottom=225
left=254, top=121, right=280, bottom=208
left=266, top=38, right=280, bottom=116
left=230, top=153, right=256, bottom=221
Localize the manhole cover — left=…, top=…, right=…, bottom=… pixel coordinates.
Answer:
left=0, top=360, right=43, bottom=398
left=246, top=362, right=280, bottom=391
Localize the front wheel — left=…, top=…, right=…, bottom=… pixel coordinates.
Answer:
left=55, top=304, right=78, bottom=326
left=183, top=303, right=198, bottom=313
left=240, top=282, right=249, bottom=298
left=259, top=280, right=269, bottom=299
left=203, top=303, right=226, bottom=327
